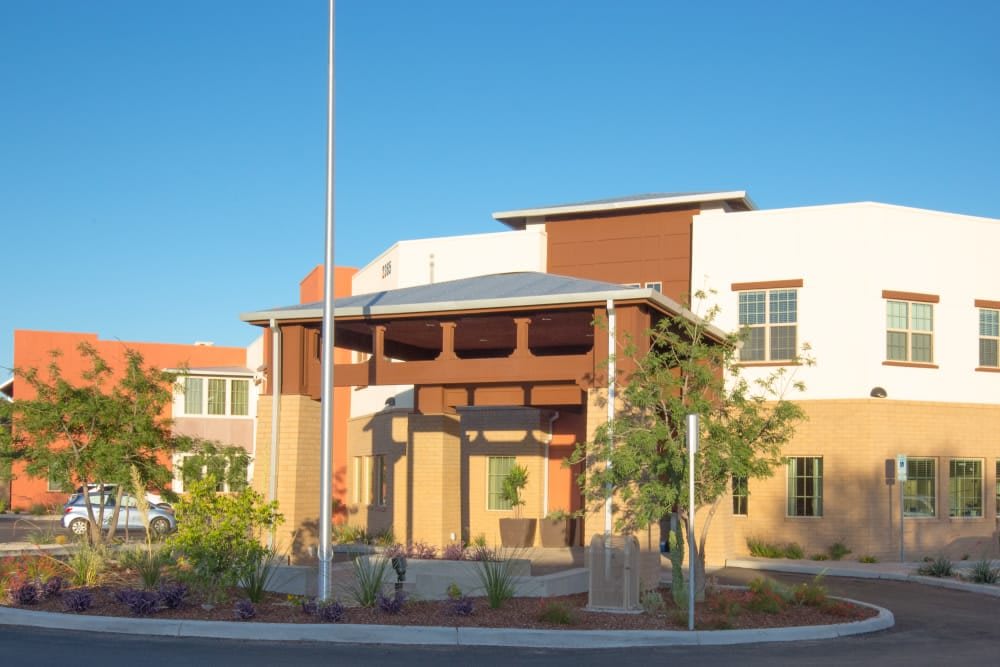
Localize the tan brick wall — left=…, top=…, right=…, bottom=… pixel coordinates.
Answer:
left=252, top=394, right=325, bottom=561
left=462, top=407, right=547, bottom=546
left=715, top=399, right=1000, bottom=564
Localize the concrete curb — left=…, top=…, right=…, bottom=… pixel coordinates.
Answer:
left=725, top=558, right=1000, bottom=598
left=0, top=598, right=893, bottom=648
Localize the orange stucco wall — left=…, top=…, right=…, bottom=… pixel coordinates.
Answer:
left=8, top=330, right=247, bottom=510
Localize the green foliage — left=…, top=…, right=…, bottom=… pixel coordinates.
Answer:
left=119, top=544, right=173, bottom=589
left=1, top=344, right=187, bottom=544
left=810, top=553, right=829, bottom=561
left=858, top=555, right=879, bottom=564
left=792, top=574, right=828, bottom=606
left=238, top=546, right=282, bottom=603
left=537, top=600, right=576, bottom=625
left=918, top=556, right=954, bottom=577
left=570, top=294, right=809, bottom=596
left=472, top=547, right=518, bottom=609
left=968, top=559, right=1000, bottom=584
left=747, top=577, right=791, bottom=613
left=348, top=555, right=391, bottom=607
left=63, top=544, right=108, bottom=587
left=783, top=542, right=804, bottom=560
left=446, top=582, right=463, bottom=600
left=500, top=464, right=529, bottom=517
left=470, top=533, right=488, bottom=548
left=178, top=440, right=250, bottom=493
left=746, top=537, right=784, bottom=558
left=168, top=476, right=283, bottom=600
left=668, top=524, right=687, bottom=607
left=334, top=524, right=370, bottom=544
left=0, top=499, right=7, bottom=513
left=28, top=503, right=48, bottom=516
left=828, top=541, right=852, bottom=561
left=640, top=589, right=666, bottom=615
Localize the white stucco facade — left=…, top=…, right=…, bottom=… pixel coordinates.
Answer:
left=691, top=202, right=1000, bottom=404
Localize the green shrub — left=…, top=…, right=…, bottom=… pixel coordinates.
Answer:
left=746, top=537, right=784, bottom=558
left=858, top=555, right=878, bottom=564
left=168, top=476, right=283, bottom=602
left=537, top=600, right=576, bottom=625
left=917, top=556, right=953, bottom=577
left=28, top=503, right=48, bottom=516
left=747, top=577, right=791, bottom=613
left=793, top=574, right=828, bottom=606
left=446, top=582, right=463, bottom=600
left=347, top=556, right=391, bottom=607
left=783, top=542, right=804, bottom=560
left=238, top=546, right=282, bottom=603
left=640, top=589, right=665, bottom=615
left=809, top=553, right=829, bottom=561
left=828, top=541, right=852, bottom=561
left=64, top=544, right=107, bottom=587
left=470, top=534, right=488, bottom=548
left=119, top=544, right=173, bottom=589
left=0, top=499, right=7, bottom=513
left=472, top=547, right=518, bottom=609
left=968, top=559, right=1000, bottom=584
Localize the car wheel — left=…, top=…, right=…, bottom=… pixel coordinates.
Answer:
left=150, top=517, right=170, bottom=535
left=68, top=518, right=91, bottom=536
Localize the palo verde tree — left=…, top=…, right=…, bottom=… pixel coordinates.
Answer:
left=2, top=343, right=189, bottom=543
left=570, top=293, right=809, bottom=599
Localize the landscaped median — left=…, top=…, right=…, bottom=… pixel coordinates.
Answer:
left=0, top=599, right=893, bottom=648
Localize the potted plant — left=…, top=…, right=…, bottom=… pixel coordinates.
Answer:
left=498, top=464, right=536, bottom=547
left=539, top=509, right=577, bottom=547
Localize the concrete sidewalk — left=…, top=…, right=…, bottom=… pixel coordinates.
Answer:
left=723, top=556, right=1000, bottom=598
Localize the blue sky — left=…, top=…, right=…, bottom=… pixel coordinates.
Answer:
left=2, top=1, right=999, bottom=373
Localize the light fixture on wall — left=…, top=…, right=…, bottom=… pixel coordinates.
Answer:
left=870, top=386, right=888, bottom=398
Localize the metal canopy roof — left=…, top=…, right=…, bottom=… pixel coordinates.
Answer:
left=241, top=271, right=663, bottom=323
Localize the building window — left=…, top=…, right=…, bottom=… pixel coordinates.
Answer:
left=353, top=455, right=387, bottom=506
left=738, top=288, right=797, bottom=362
left=645, top=282, right=662, bottom=292
left=732, top=475, right=748, bottom=516
left=903, top=458, right=936, bottom=516
left=184, top=378, right=203, bottom=415
left=47, top=471, right=63, bottom=493
left=787, top=457, right=822, bottom=517
left=487, top=456, right=516, bottom=510
left=995, top=461, right=999, bottom=515
left=886, top=300, right=933, bottom=363
left=230, top=379, right=249, bottom=416
left=949, top=459, right=982, bottom=518
left=180, top=376, right=251, bottom=417
left=980, top=308, right=999, bottom=367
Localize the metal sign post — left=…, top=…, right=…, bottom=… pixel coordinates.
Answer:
left=686, top=414, right=698, bottom=631
left=896, top=454, right=907, bottom=563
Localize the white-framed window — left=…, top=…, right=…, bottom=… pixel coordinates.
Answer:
left=172, top=453, right=248, bottom=493
left=645, top=282, right=662, bottom=292
left=738, top=288, right=798, bottom=362
left=949, top=459, right=982, bottom=518
left=886, top=300, right=933, bottom=363
left=487, top=456, right=516, bottom=510
left=903, top=458, right=936, bottom=517
left=787, top=456, right=822, bottom=517
left=47, top=472, right=63, bottom=493
left=732, top=475, right=748, bottom=516
left=353, top=455, right=387, bottom=506
left=623, top=283, right=641, bottom=288
left=979, top=308, right=999, bottom=367
left=179, top=377, right=250, bottom=417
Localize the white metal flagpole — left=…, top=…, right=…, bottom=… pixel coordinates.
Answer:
left=686, top=413, right=698, bottom=631
left=318, top=0, right=336, bottom=600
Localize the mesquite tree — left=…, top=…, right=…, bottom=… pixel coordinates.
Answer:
left=571, top=295, right=809, bottom=598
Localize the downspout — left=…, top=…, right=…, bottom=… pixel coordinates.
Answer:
left=605, top=299, right=615, bottom=536
left=543, top=411, right=560, bottom=517
left=268, top=318, right=282, bottom=548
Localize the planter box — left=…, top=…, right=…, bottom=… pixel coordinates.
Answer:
left=499, top=518, right=537, bottom=547
left=539, top=517, right=576, bottom=547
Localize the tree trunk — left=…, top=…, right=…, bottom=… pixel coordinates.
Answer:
left=105, top=485, right=125, bottom=542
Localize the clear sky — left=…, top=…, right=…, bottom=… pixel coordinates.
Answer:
left=2, top=1, right=999, bottom=374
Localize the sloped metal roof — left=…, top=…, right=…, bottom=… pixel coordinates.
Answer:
left=241, top=271, right=648, bottom=322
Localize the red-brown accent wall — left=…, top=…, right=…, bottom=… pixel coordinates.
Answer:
left=545, top=207, right=699, bottom=303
